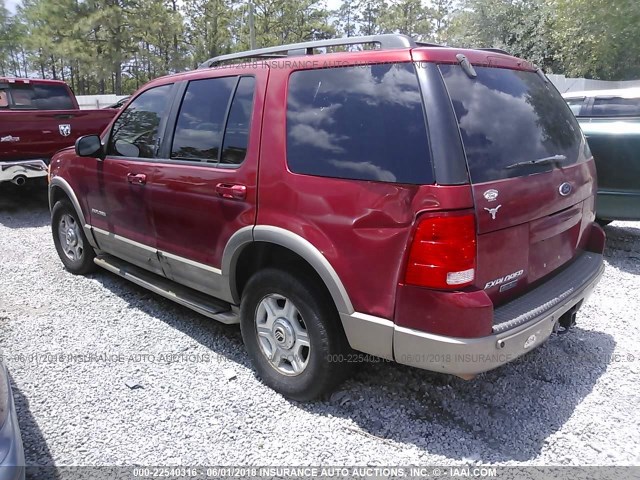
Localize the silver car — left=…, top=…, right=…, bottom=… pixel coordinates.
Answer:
left=0, top=361, right=25, bottom=480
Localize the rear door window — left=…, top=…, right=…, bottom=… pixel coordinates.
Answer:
left=169, top=76, right=256, bottom=166
left=440, top=65, right=584, bottom=183
left=171, top=77, right=236, bottom=163
left=591, top=97, right=640, bottom=117
left=220, top=77, right=255, bottom=166
left=286, top=63, right=433, bottom=184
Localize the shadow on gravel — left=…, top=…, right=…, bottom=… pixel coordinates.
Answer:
left=0, top=181, right=50, bottom=229
left=91, top=270, right=248, bottom=364
left=602, top=223, right=640, bottom=276
left=306, top=327, right=615, bottom=463
left=90, top=268, right=615, bottom=463
left=9, top=374, right=58, bottom=479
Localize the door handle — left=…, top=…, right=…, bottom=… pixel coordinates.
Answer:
left=127, top=173, right=147, bottom=185
left=215, top=183, right=247, bottom=200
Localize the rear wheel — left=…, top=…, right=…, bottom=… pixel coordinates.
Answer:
left=51, top=200, right=97, bottom=275
left=240, top=268, right=350, bottom=401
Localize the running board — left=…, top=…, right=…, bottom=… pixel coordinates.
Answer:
left=94, top=254, right=239, bottom=325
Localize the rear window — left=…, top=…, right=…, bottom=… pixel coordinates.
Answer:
left=286, top=63, right=433, bottom=184
left=7, top=83, right=75, bottom=110
left=591, top=97, right=640, bottom=117
left=440, top=65, right=583, bottom=183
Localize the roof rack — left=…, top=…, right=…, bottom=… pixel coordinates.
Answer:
left=199, top=34, right=417, bottom=68
left=476, top=47, right=511, bottom=55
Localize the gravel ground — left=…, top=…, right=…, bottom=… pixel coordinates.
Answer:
left=1, top=183, right=639, bottom=470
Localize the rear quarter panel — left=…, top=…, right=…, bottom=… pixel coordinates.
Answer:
left=257, top=56, right=474, bottom=319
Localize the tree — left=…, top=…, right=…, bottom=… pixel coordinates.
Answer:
left=355, top=0, right=386, bottom=36
left=447, top=0, right=558, bottom=72
left=5, top=0, right=640, bottom=92
left=381, top=0, right=432, bottom=39
left=183, top=0, right=232, bottom=67
left=553, top=0, right=640, bottom=80
left=333, top=0, right=358, bottom=37
left=430, top=0, right=454, bottom=44
left=0, top=0, right=28, bottom=76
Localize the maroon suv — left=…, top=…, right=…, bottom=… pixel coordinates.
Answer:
left=48, top=35, right=605, bottom=400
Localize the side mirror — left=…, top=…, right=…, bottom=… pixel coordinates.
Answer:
left=75, top=135, right=105, bottom=160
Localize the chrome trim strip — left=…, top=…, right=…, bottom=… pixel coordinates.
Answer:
left=92, top=227, right=156, bottom=252
left=161, top=250, right=222, bottom=275
left=93, top=227, right=225, bottom=275
left=253, top=225, right=354, bottom=314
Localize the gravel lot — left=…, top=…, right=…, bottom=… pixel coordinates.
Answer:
left=1, top=183, right=639, bottom=471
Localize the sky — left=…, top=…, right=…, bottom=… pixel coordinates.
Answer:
left=5, top=0, right=20, bottom=14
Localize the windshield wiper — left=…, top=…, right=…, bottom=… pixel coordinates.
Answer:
left=505, top=154, right=567, bottom=170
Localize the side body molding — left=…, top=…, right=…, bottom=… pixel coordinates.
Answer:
left=48, top=176, right=98, bottom=249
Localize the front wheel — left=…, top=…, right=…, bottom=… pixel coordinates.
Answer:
left=240, top=268, right=350, bottom=401
left=51, top=200, right=97, bottom=275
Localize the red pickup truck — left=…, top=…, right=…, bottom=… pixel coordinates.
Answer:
left=0, top=77, right=117, bottom=186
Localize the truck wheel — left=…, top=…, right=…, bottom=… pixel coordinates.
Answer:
left=240, top=268, right=350, bottom=401
left=51, top=200, right=97, bottom=275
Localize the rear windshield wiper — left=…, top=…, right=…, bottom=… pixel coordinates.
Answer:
left=505, top=154, right=567, bottom=170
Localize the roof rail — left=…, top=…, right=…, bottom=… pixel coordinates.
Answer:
left=476, top=47, right=511, bottom=55
left=199, top=34, right=417, bottom=68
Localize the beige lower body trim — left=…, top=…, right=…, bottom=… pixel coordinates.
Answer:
left=343, top=260, right=603, bottom=375
left=339, top=312, right=395, bottom=360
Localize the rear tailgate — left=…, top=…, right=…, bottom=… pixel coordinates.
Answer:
left=439, top=64, right=596, bottom=306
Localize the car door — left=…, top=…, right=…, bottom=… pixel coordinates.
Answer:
left=149, top=71, right=265, bottom=299
left=87, top=82, right=175, bottom=275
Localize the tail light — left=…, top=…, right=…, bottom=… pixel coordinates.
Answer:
left=404, top=212, right=477, bottom=290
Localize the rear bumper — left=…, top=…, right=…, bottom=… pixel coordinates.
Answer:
left=0, top=160, right=48, bottom=184
left=393, top=251, right=605, bottom=376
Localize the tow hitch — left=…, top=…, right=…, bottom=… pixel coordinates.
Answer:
left=555, top=301, right=582, bottom=335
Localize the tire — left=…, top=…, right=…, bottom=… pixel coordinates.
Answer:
left=596, top=218, right=612, bottom=227
left=240, top=268, right=351, bottom=401
left=51, top=200, right=97, bottom=275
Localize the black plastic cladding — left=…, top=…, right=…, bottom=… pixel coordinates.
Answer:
left=415, top=62, right=469, bottom=186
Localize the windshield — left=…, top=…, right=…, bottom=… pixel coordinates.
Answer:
left=439, top=65, right=585, bottom=183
